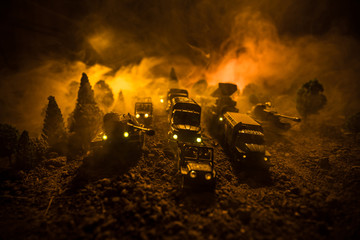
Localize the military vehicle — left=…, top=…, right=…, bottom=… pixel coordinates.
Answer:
left=168, top=97, right=202, bottom=145
left=166, top=88, right=189, bottom=111
left=177, top=143, right=216, bottom=189
left=91, top=112, right=154, bottom=151
left=221, top=112, right=271, bottom=168
left=250, top=102, right=301, bottom=130
left=203, top=83, right=239, bottom=136
left=134, top=97, right=153, bottom=127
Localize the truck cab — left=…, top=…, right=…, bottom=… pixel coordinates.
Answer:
left=134, top=97, right=153, bottom=127
left=177, top=143, right=216, bottom=189
left=222, top=112, right=270, bottom=167
left=168, top=97, right=202, bottom=144
left=166, top=88, right=188, bottom=111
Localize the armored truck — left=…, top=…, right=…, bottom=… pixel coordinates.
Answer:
left=221, top=112, right=270, bottom=168
left=135, top=97, right=153, bottom=127
left=168, top=97, right=202, bottom=145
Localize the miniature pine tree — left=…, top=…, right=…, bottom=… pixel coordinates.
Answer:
left=113, top=90, right=125, bottom=113
left=296, top=79, right=327, bottom=120
left=16, top=130, right=33, bottom=169
left=42, top=96, right=67, bottom=153
left=0, top=123, right=19, bottom=166
left=68, top=73, right=103, bottom=154
left=94, top=80, right=114, bottom=112
left=169, top=67, right=179, bottom=88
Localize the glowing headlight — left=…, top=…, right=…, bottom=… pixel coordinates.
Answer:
left=242, top=154, right=247, bottom=159
left=205, top=173, right=212, bottom=180
left=196, top=137, right=202, bottom=143
left=264, top=157, right=268, bottom=161
left=102, top=135, right=107, bottom=140
left=189, top=170, right=197, bottom=178
left=144, top=113, right=149, bottom=118
left=173, top=134, right=178, bottom=140
left=219, top=117, right=223, bottom=121
left=124, top=132, right=129, bottom=138
left=160, top=98, right=164, bottom=103
left=136, top=114, right=140, bottom=118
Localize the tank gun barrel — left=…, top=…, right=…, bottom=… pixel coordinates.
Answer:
left=262, top=109, right=301, bottom=122
left=127, top=122, right=155, bottom=135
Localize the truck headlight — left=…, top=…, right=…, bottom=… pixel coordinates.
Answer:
left=136, top=114, right=140, bottom=118
left=173, top=134, right=178, bottom=140
left=144, top=113, right=149, bottom=118
left=219, top=117, right=223, bottom=121
left=160, top=98, right=164, bottom=103
left=205, top=173, right=212, bottom=180
left=196, top=137, right=202, bottom=143
left=264, top=157, right=268, bottom=161
left=242, top=154, right=247, bottom=159
left=189, top=171, right=197, bottom=178
left=124, top=132, right=129, bottom=138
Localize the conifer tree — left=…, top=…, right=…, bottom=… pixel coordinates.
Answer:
left=68, top=73, right=103, bottom=154
left=16, top=130, right=33, bottom=169
left=169, top=67, right=179, bottom=88
left=42, top=96, right=67, bottom=153
left=0, top=123, right=19, bottom=166
left=94, top=80, right=114, bottom=112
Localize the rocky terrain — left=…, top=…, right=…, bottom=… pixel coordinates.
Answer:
left=0, top=109, right=359, bottom=239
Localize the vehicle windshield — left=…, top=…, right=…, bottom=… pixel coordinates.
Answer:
left=183, top=146, right=212, bottom=161
left=173, top=111, right=200, bottom=126
left=236, top=131, right=265, bottom=145
left=136, top=103, right=152, bottom=112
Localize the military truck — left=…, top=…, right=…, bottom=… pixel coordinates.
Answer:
left=166, top=88, right=189, bottom=111
left=177, top=143, right=216, bottom=189
left=168, top=97, right=202, bottom=145
left=134, top=97, right=153, bottom=127
left=203, top=83, right=239, bottom=137
left=221, top=112, right=271, bottom=168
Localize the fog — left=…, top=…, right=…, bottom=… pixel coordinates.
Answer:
left=0, top=0, right=359, bottom=135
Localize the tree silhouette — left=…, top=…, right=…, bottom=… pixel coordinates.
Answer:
left=0, top=123, right=19, bottom=166
left=296, top=79, right=327, bottom=119
left=94, top=80, right=114, bottom=112
left=16, top=130, right=33, bottom=169
left=68, top=73, right=103, bottom=154
left=42, top=96, right=67, bottom=153
left=169, top=67, right=179, bottom=88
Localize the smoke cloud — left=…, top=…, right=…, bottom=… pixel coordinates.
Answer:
left=0, top=0, right=359, bottom=135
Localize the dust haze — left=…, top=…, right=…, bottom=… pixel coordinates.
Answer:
left=0, top=0, right=359, bottom=135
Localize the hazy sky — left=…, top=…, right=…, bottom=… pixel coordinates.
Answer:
left=1, top=0, right=359, bottom=135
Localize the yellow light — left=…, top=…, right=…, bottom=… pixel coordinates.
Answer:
left=136, top=114, right=140, bottom=118
left=242, top=154, right=247, bottom=159
left=102, top=135, right=107, bottom=140
left=145, top=113, right=149, bottom=118
left=196, top=137, right=202, bottom=143
left=124, top=132, right=129, bottom=137
left=160, top=98, right=164, bottom=103
left=219, top=117, right=223, bottom=121
left=173, top=134, right=178, bottom=140
left=205, top=173, right=212, bottom=180
left=264, top=157, right=268, bottom=161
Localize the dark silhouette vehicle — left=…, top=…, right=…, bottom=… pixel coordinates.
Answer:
left=135, top=97, right=153, bottom=127
left=166, top=88, right=189, bottom=111
left=249, top=102, right=301, bottom=130
left=91, top=113, right=154, bottom=151
left=177, top=143, right=216, bottom=189
left=221, top=112, right=271, bottom=168
left=168, top=97, right=202, bottom=145
left=203, top=83, right=239, bottom=137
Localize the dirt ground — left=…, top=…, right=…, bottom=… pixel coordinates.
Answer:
left=0, top=109, right=359, bottom=240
